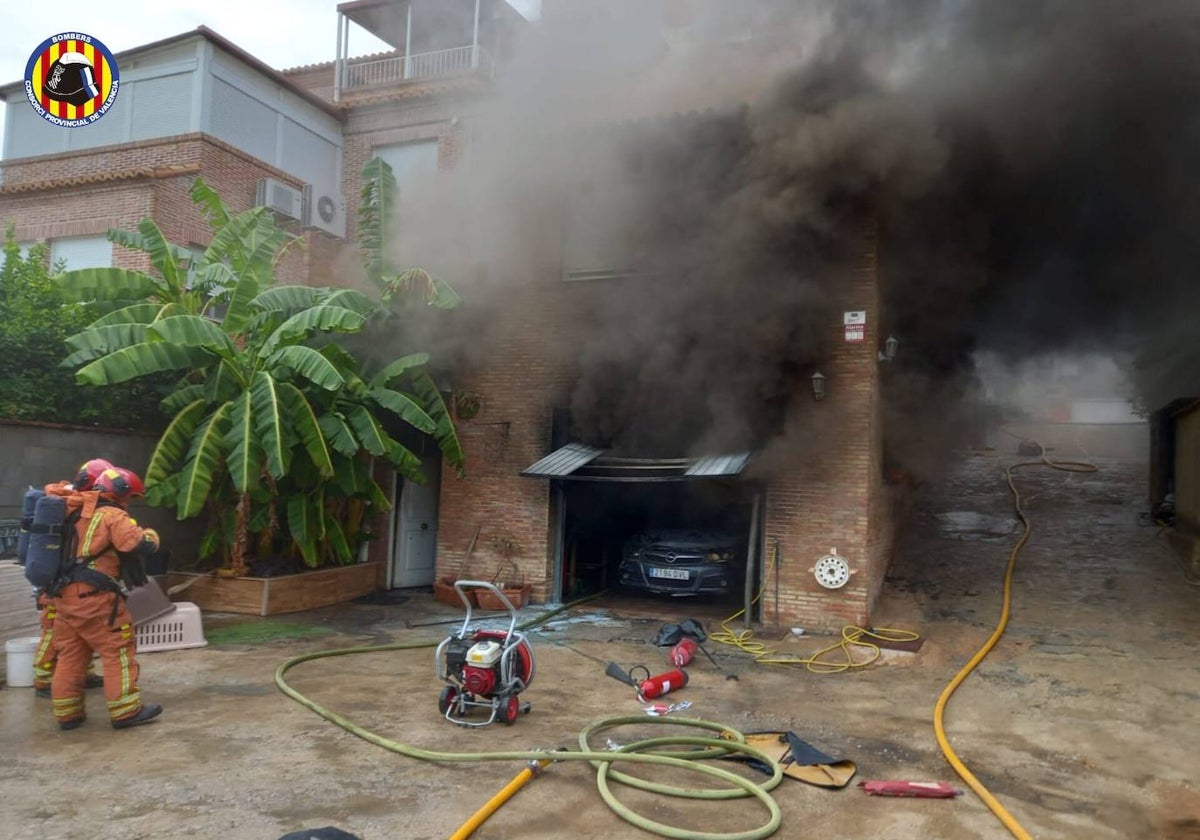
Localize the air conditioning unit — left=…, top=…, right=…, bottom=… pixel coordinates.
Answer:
left=301, top=183, right=344, bottom=236
left=256, top=177, right=303, bottom=220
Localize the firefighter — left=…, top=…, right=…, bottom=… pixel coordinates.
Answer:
left=50, top=467, right=163, bottom=730
left=31, top=458, right=112, bottom=698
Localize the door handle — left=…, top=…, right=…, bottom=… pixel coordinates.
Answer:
left=421, top=522, right=429, bottom=530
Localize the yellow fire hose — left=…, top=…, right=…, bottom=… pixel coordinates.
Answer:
left=933, top=444, right=1097, bottom=840
left=276, top=596, right=787, bottom=840
left=448, top=759, right=550, bottom=840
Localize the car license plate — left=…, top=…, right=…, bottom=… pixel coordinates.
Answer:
left=649, top=567, right=689, bottom=581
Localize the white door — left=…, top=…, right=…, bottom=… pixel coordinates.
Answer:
left=392, top=454, right=441, bottom=588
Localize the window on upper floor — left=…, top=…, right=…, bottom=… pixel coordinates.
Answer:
left=49, top=236, right=112, bottom=271
left=561, top=168, right=641, bottom=282
left=374, top=140, right=440, bottom=197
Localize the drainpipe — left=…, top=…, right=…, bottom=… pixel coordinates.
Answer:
left=405, top=1, right=413, bottom=79
left=334, top=12, right=344, bottom=102
left=743, top=492, right=761, bottom=631
left=472, top=0, right=481, bottom=69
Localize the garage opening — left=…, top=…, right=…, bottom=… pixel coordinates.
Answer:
left=523, top=444, right=762, bottom=612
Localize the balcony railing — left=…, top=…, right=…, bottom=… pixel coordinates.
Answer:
left=343, top=45, right=493, bottom=90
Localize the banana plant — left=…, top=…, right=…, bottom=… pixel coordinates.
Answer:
left=56, top=179, right=466, bottom=574
left=359, top=156, right=461, bottom=308
left=54, top=178, right=298, bottom=369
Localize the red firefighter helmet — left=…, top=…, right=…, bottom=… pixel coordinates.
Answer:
left=94, top=467, right=145, bottom=503
left=74, top=458, right=114, bottom=491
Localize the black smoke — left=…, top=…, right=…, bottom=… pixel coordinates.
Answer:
left=403, top=1, right=1200, bottom=466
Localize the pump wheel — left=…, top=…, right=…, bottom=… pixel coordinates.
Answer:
left=501, top=694, right=520, bottom=725
left=439, top=685, right=459, bottom=716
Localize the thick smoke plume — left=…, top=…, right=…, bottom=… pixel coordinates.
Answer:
left=389, top=0, right=1200, bottom=469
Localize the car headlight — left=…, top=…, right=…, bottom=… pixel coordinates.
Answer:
left=706, top=551, right=734, bottom=563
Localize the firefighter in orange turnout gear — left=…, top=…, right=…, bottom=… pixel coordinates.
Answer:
left=31, top=458, right=112, bottom=697
left=51, top=467, right=163, bottom=730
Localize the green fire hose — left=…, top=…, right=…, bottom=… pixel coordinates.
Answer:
left=275, top=597, right=786, bottom=839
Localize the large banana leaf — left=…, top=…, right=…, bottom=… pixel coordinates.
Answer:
left=410, top=371, right=465, bottom=476
left=176, top=405, right=232, bottom=518
left=190, top=177, right=231, bottom=229
left=250, top=371, right=288, bottom=478
left=332, top=454, right=366, bottom=495
left=318, top=413, right=358, bottom=457
left=318, top=343, right=362, bottom=379
left=344, top=403, right=387, bottom=456
left=206, top=359, right=247, bottom=403
left=322, top=515, right=353, bottom=565
left=321, top=288, right=379, bottom=315
left=219, top=269, right=258, bottom=335
left=54, top=267, right=163, bottom=302
left=135, top=218, right=184, bottom=297
left=201, top=206, right=270, bottom=271
left=146, top=399, right=208, bottom=488
left=253, top=285, right=320, bottom=313
left=385, top=267, right=463, bottom=309
left=364, top=475, right=391, bottom=510
left=368, top=386, right=436, bottom=433
left=269, top=346, right=345, bottom=391
left=280, top=382, right=333, bottom=478
left=160, top=383, right=206, bottom=414
left=369, top=353, right=431, bottom=387
left=385, top=438, right=425, bottom=480
left=287, top=490, right=325, bottom=567
left=149, top=315, right=237, bottom=357
left=75, top=342, right=215, bottom=385
left=62, top=323, right=150, bottom=366
left=225, top=390, right=264, bottom=493
left=87, top=302, right=162, bottom=328
left=106, top=226, right=195, bottom=266
left=259, top=306, right=366, bottom=357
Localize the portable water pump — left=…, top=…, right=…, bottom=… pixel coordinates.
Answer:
left=435, top=580, right=536, bottom=726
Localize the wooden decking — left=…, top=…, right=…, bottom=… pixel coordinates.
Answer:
left=0, top=561, right=40, bottom=646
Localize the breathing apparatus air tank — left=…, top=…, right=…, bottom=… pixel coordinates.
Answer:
left=17, top=487, right=44, bottom=566
left=24, top=492, right=68, bottom=589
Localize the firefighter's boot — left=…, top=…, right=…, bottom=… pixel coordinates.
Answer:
left=111, top=703, right=162, bottom=730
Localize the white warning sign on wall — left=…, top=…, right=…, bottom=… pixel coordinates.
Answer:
left=843, top=310, right=866, bottom=343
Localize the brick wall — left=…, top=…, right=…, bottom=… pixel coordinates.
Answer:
left=430, top=222, right=897, bottom=629
left=0, top=133, right=324, bottom=286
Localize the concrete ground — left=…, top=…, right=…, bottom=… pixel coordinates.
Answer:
left=2, top=445, right=1199, bottom=840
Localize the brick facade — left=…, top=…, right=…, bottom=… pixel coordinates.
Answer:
left=0, top=30, right=907, bottom=631
left=0, top=133, right=341, bottom=286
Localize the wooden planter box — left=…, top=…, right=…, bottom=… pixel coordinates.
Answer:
left=166, top=562, right=385, bottom=616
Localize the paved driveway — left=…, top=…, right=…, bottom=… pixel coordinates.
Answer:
left=1, top=448, right=1197, bottom=840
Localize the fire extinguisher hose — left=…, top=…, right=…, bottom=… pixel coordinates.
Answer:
left=277, top=595, right=785, bottom=840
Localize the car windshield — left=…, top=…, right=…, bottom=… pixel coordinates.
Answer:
left=634, top=529, right=735, bottom=549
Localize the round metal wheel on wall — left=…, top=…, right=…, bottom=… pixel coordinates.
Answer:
left=501, top=694, right=520, bottom=725
left=438, top=685, right=458, bottom=715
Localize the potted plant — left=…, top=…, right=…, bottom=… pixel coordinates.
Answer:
left=476, top=534, right=531, bottom=610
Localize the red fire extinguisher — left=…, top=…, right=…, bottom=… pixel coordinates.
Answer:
left=670, top=638, right=697, bottom=667
left=638, top=668, right=689, bottom=700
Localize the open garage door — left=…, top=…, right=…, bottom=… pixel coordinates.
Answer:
left=523, top=444, right=762, bottom=609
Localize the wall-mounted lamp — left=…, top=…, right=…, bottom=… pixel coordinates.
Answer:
left=878, top=335, right=898, bottom=363
left=811, top=370, right=826, bottom=401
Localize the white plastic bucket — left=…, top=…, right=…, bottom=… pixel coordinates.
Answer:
left=5, top=636, right=41, bottom=688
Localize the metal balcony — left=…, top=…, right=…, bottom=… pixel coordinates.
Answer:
left=342, top=44, right=493, bottom=90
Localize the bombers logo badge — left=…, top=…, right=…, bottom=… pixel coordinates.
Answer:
left=25, top=32, right=120, bottom=128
